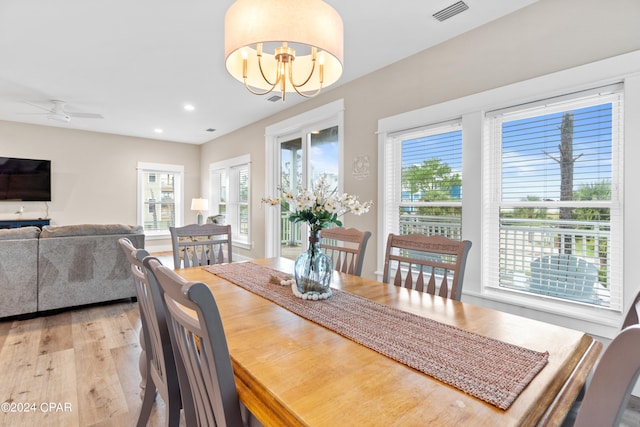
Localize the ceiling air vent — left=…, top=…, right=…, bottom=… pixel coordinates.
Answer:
left=267, top=95, right=281, bottom=102
left=433, top=1, right=469, bottom=22
left=206, top=128, right=216, bottom=132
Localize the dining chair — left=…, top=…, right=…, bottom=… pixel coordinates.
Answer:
left=320, top=226, right=371, bottom=276
left=562, top=287, right=640, bottom=426
left=169, top=224, right=232, bottom=268
left=118, top=238, right=194, bottom=427
left=382, top=233, right=472, bottom=301
left=568, top=324, right=640, bottom=427
left=144, top=257, right=257, bottom=427
left=622, top=289, right=640, bottom=329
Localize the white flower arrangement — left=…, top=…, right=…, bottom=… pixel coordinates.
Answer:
left=262, top=174, right=373, bottom=234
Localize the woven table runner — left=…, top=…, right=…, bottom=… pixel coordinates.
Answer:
left=204, top=262, right=548, bottom=410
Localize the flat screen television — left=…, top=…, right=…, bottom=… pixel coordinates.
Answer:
left=0, top=157, right=52, bottom=201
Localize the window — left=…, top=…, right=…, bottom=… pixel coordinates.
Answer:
left=484, top=85, right=624, bottom=310
left=381, top=120, right=463, bottom=241
left=210, top=155, right=251, bottom=248
left=137, top=162, right=184, bottom=236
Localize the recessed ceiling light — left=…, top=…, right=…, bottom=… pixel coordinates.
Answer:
left=184, top=104, right=195, bottom=111
left=154, top=128, right=164, bottom=133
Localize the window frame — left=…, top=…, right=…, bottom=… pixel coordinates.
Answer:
left=378, top=51, right=640, bottom=338
left=209, top=154, right=251, bottom=249
left=483, top=86, right=624, bottom=312
left=137, top=161, right=184, bottom=238
left=381, top=119, right=464, bottom=245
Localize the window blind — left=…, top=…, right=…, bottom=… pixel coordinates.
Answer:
left=484, top=86, right=623, bottom=310
left=382, top=120, right=463, bottom=241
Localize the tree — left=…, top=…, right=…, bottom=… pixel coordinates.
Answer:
left=512, top=196, right=548, bottom=219
left=402, top=158, right=461, bottom=217
left=544, top=112, right=582, bottom=254
left=573, top=181, right=611, bottom=221
left=402, top=158, right=461, bottom=201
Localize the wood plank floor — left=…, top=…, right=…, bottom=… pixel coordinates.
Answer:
left=1, top=299, right=639, bottom=427
left=0, top=301, right=183, bottom=427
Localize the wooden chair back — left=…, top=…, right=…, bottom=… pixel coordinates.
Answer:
left=145, top=258, right=244, bottom=427
left=118, top=238, right=189, bottom=426
left=170, top=224, right=232, bottom=268
left=574, top=325, right=640, bottom=427
left=382, top=233, right=472, bottom=301
left=320, top=227, right=372, bottom=276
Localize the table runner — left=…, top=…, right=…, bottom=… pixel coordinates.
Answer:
left=204, top=262, right=548, bottom=410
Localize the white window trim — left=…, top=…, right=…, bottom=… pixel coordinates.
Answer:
left=378, top=50, right=640, bottom=339
left=381, top=119, right=463, bottom=256
left=209, top=154, right=251, bottom=250
left=264, top=99, right=344, bottom=257
left=483, top=86, right=624, bottom=313
left=137, top=161, right=184, bottom=239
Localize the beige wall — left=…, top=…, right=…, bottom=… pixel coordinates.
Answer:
left=0, top=120, right=200, bottom=252
left=200, top=0, right=640, bottom=277
left=2, top=0, right=639, bottom=267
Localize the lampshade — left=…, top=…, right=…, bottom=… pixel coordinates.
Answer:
left=224, top=0, right=343, bottom=100
left=191, top=198, right=209, bottom=212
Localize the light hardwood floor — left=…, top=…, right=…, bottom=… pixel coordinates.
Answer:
left=0, top=300, right=181, bottom=427
left=1, top=299, right=639, bottom=427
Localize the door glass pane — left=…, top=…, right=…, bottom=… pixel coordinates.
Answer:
left=310, top=125, right=338, bottom=188
left=280, top=137, right=303, bottom=260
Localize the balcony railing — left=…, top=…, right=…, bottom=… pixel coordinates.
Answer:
left=280, top=213, right=610, bottom=305
left=280, top=214, right=302, bottom=246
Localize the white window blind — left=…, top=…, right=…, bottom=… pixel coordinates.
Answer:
left=483, top=84, right=623, bottom=310
left=137, top=162, right=184, bottom=236
left=382, top=120, right=463, bottom=240
left=210, top=155, right=251, bottom=247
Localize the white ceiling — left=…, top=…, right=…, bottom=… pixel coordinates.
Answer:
left=0, top=0, right=537, bottom=145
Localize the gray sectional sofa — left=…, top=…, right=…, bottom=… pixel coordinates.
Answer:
left=0, top=224, right=145, bottom=318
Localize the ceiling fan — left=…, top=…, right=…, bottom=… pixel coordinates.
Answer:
left=25, top=100, right=104, bottom=123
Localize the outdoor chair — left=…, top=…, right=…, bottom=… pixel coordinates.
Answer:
left=320, top=226, right=371, bottom=276
left=170, top=224, right=232, bottom=268
left=529, top=254, right=599, bottom=304
left=382, top=233, right=472, bottom=301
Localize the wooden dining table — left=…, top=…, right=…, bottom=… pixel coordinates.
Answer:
left=175, top=257, right=602, bottom=427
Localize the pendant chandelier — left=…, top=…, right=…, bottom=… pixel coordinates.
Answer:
left=224, top=0, right=343, bottom=101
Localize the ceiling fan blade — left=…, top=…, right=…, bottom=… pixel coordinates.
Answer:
left=24, top=101, right=53, bottom=113
left=67, top=112, right=104, bottom=119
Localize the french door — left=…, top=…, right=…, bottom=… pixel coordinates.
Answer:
left=278, top=124, right=339, bottom=259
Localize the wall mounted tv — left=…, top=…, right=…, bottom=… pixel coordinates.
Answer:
left=0, top=157, right=52, bottom=201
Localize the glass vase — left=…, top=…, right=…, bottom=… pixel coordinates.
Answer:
left=294, top=231, right=333, bottom=297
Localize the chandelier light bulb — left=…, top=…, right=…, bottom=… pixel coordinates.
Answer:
left=224, top=0, right=343, bottom=101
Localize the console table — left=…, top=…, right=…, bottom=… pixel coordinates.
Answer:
left=0, top=218, right=50, bottom=229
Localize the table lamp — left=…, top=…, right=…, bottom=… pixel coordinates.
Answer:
left=190, top=198, right=209, bottom=224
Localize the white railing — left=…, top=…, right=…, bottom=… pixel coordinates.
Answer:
left=280, top=214, right=302, bottom=246
left=399, top=214, right=462, bottom=240
left=397, top=214, right=611, bottom=306
left=282, top=213, right=611, bottom=303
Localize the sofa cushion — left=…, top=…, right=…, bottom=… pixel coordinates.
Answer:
left=40, top=224, right=143, bottom=238
left=0, top=226, right=41, bottom=240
